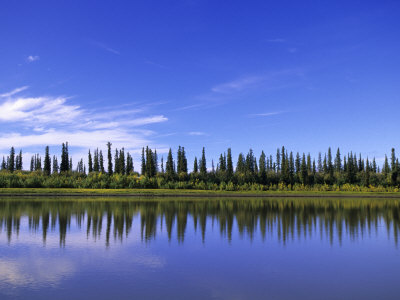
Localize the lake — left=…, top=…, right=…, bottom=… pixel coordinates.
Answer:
left=0, top=196, right=399, bottom=299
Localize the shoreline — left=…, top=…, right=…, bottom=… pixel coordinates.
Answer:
left=1, top=188, right=400, bottom=198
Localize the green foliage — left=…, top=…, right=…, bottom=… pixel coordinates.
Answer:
left=0, top=143, right=399, bottom=192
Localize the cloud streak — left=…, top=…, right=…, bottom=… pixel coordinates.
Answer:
left=211, top=76, right=264, bottom=94
left=248, top=111, right=286, bottom=117
left=211, top=69, right=304, bottom=95
left=0, top=87, right=168, bottom=154
left=90, top=40, right=120, bottom=55
left=0, top=86, right=29, bottom=98
left=188, top=131, right=207, bottom=136
left=27, top=55, right=40, bottom=62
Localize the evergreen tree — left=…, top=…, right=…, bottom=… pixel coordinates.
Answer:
left=289, top=152, right=295, bottom=185
left=347, top=152, right=356, bottom=184
left=88, top=150, right=93, bottom=173
left=52, top=155, right=59, bottom=174
left=34, top=154, right=42, bottom=171
left=141, top=147, right=146, bottom=175
left=236, top=153, right=245, bottom=173
left=372, top=157, right=377, bottom=173
left=99, top=150, right=105, bottom=172
left=177, top=146, right=182, bottom=173
left=114, top=149, right=120, bottom=174
left=193, top=157, right=198, bottom=173
left=365, top=157, right=370, bottom=186
left=259, top=151, right=267, bottom=184
left=269, top=155, right=273, bottom=171
left=8, top=147, right=15, bottom=172
left=15, top=150, right=23, bottom=170
left=126, top=152, right=133, bottom=174
left=44, top=146, right=51, bottom=176
left=65, top=142, right=69, bottom=171
left=154, top=150, right=158, bottom=173
left=327, top=148, right=334, bottom=181
left=295, top=152, right=301, bottom=175
left=161, top=156, right=164, bottom=173
left=15, top=151, right=20, bottom=171
left=300, top=153, right=308, bottom=185
left=166, top=148, right=175, bottom=178
left=307, top=153, right=312, bottom=173
left=280, top=147, right=288, bottom=183
left=226, top=148, right=233, bottom=180
left=79, top=159, right=85, bottom=173
left=358, top=153, right=364, bottom=172
left=177, top=146, right=188, bottom=174
left=145, top=146, right=155, bottom=177
left=317, top=152, right=323, bottom=173
left=219, top=154, right=226, bottom=172
left=107, top=142, right=113, bottom=175
left=245, top=149, right=255, bottom=174
left=383, top=155, right=390, bottom=177
left=60, top=142, right=69, bottom=172
left=334, top=148, right=341, bottom=172
left=30, top=156, right=34, bottom=171
left=119, top=148, right=126, bottom=175
left=323, top=154, right=328, bottom=173
left=276, top=148, right=281, bottom=172
left=1, top=157, right=6, bottom=170
left=200, top=147, right=207, bottom=177
left=312, top=159, right=316, bottom=175
left=94, top=149, right=99, bottom=172
left=390, top=148, right=398, bottom=184
left=327, top=147, right=333, bottom=173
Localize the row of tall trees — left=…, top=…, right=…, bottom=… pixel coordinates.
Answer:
left=1, top=143, right=399, bottom=187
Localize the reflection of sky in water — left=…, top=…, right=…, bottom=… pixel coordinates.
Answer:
left=0, top=216, right=166, bottom=293
left=0, top=198, right=400, bottom=300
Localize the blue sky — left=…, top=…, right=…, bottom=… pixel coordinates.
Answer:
left=1, top=0, right=399, bottom=169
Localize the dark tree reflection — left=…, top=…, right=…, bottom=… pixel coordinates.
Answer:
left=0, top=197, right=400, bottom=247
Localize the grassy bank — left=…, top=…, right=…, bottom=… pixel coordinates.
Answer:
left=0, top=188, right=400, bottom=198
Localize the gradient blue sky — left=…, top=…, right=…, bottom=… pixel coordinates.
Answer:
left=1, top=0, right=399, bottom=169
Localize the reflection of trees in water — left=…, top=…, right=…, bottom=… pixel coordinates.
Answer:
left=0, top=198, right=400, bottom=247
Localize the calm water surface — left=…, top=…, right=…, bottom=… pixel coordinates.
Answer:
left=0, top=197, right=400, bottom=299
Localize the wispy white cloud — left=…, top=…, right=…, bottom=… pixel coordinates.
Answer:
left=248, top=111, right=285, bottom=117
left=27, top=55, right=40, bottom=62
left=90, top=40, right=120, bottom=55
left=188, top=131, right=207, bottom=136
left=0, top=86, right=29, bottom=98
left=0, top=87, right=168, bottom=157
left=128, top=115, right=168, bottom=126
left=211, top=69, right=304, bottom=95
left=144, top=60, right=168, bottom=69
left=0, top=130, right=149, bottom=149
left=0, top=96, right=81, bottom=124
left=172, top=103, right=205, bottom=111
left=211, top=76, right=264, bottom=94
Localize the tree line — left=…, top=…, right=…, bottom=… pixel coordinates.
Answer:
left=1, top=143, right=399, bottom=190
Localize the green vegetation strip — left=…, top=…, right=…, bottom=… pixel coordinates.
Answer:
left=1, top=188, right=400, bottom=198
